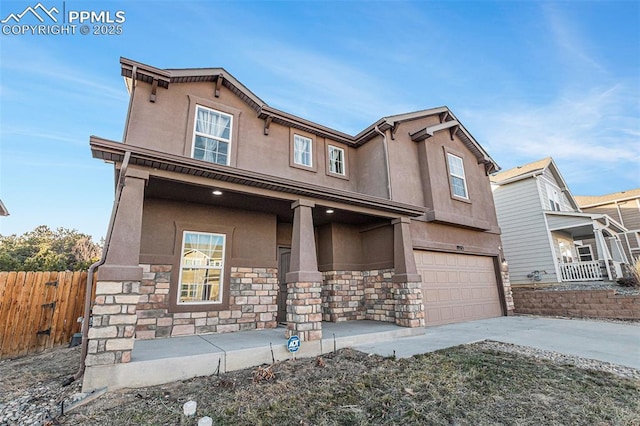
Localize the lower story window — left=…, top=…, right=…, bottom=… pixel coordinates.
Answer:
left=178, top=231, right=225, bottom=304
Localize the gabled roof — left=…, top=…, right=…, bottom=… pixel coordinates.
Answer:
left=490, top=157, right=580, bottom=211
left=575, top=188, right=640, bottom=208
left=490, top=157, right=552, bottom=184
left=0, top=199, right=8, bottom=216
left=120, top=58, right=499, bottom=174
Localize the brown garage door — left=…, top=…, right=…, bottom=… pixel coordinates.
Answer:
left=414, top=250, right=503, bottom=326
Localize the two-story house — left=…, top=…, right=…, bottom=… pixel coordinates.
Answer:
left=575, top=189, right=640, bottom=262
left=491, top=158, right=632, bottom=285
left=83, top=58, right=513, bottom=389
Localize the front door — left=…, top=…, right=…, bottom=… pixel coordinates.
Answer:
left=277, top=247, right=291, bottom=323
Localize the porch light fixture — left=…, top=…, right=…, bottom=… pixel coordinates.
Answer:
left=326, top=209, right=334, bottom=214
left=212, top=190, right=223, bottom=196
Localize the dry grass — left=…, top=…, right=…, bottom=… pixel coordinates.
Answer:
left=48, top=346, right=640, bottom=426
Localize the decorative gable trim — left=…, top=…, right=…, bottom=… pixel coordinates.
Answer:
left=118, top=58, right=499, bottom=173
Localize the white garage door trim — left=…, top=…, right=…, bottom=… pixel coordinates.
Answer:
left=414, top=250, right=503, bottom=326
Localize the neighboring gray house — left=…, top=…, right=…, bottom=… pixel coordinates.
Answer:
left=491, top=158, right=632, bottom=285
left=575, top=189, right=640, bottom=262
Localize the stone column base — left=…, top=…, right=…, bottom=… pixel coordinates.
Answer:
left=85, top=280, right=140, bottom=366
left=394, top=281, right=425, bottom=327
left=286, top=281, right=322, bottom=341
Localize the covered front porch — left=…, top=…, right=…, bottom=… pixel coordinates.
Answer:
left=82, top=320, right=424, bottom=391
left=546, top=211, right=630, bottom=282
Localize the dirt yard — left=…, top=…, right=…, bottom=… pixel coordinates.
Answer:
left=1, top=339, right=639, bottom=425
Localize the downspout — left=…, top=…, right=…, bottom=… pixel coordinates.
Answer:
left=121, top=65, right=137, bottom=143
left=64, top=151, right=132, bottom=386
left=374, top=125, right=392, bottom=199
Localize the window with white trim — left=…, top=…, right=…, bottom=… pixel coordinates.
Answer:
left=547, top=185, right=561, bottom=211
left=447, top=153, right=468, bottom=199
left=178, top=231, right=225, bottom=304
left=328, top=145, right=345, bottom=175
left=293, top=134, right=313, bottom=167
left=577, top=245, right=594, bottom=262
left=192, top=105, right=232, bottom=165
left=558, top=241, right=573, bottom=263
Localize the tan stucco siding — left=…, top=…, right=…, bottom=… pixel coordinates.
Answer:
left=354, top=136, right=389, bottom=199
left=408, top=125, right=499, bottom=230
left=386, top=124, right=425, bottom=207
left=125, top=81, right=360, bottom=193
left=139, top=198, right=278, bottom=268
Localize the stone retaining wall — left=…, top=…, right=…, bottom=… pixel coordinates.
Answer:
left=512, top=288, right=640, bottom=319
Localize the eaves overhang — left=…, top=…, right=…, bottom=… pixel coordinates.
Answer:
left=544, top=210, right=628, bottom=233
left=118, top=58, right=498, bottom=173
left=120, top=57, right=266, bottom=112
left=576, top=189, right=640, bottom=208
left=257, top=106, right=355, bottom=146
left=355, top=106, right=499, bottom=174
left=490, top=169, right=545, bottom=185
left=90, top=137, right=427, bottom=218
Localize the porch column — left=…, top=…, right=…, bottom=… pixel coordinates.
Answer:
left=285, top=199, right=323, bottom=341
left=86, top=168, right=148, bottom=367
left=391, top=217, right=424, bottom=327
left=593, top=227, right=613, bottom=281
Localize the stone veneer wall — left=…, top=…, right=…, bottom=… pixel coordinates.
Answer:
left=135, top=265, right=278, bottom=339
left=321, top=269, right=396, bottom=323
left=500, top=262, right=515, bottom=315
left=86, top=280, right=140, bottom=366
left=512, top=288, right=640, bottom=319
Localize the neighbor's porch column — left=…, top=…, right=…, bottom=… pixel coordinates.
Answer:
left=392, top=217, right=425, bottom=327
left=285, top=199, right=323, bottom=341
left=593, top=226, right=613, bottom=281
left=86, top=168, right=148, bottom=367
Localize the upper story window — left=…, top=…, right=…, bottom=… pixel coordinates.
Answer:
left=447, top=153, right=468, bottom=199
left=293, top=134, right=313, bottom=167
left=178, top=231, right=225, bottom=304
left=192, top=105, right=232, bottom=165
left=547, top=184, right=562, bottom=211
left=328, top=145, right=345, bottom=175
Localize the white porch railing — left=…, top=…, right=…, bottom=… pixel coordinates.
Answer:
left=559, top=261, right=603, bottom=282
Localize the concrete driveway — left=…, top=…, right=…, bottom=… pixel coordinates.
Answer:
left=354, top=316, right=640, bottom=370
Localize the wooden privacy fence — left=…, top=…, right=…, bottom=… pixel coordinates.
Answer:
left=0, top=271, right=94, bottom=359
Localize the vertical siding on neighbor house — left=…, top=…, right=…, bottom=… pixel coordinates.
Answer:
left=619, top=199, right=640, bottom=230
left=493, top=178, right=558, bottom=285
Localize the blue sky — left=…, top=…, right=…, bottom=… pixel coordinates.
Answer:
left=1, top=0, right=639, bottom=241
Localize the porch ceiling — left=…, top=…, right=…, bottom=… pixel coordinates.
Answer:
left=91, top=136, right=425, bottom=218
left=550, top=224, right=594, bottom=239
left=145, top=177, right=390, bottom=227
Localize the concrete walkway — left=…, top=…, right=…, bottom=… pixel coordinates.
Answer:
left=354, top=316, right=640, bottom=370
left=83, top=316, right=639, bottom=392
left=83, top=320, right=423, bottom=391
